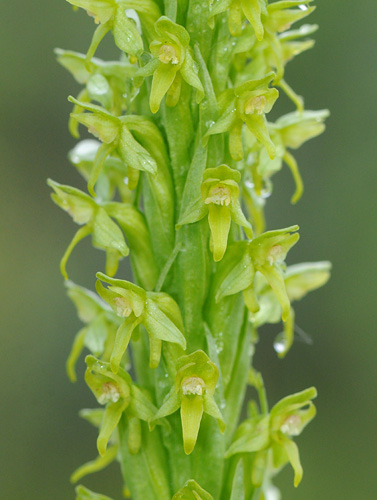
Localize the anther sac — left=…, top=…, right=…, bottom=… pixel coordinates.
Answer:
left=51, top=1, right=330, bottom=498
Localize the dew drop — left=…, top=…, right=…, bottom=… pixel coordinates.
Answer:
left=273, top=332, right=286, bottom=354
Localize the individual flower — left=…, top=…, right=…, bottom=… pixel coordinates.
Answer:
left=209, top=0, right=268, bottom=40
left=215, top=225, right=300, bottom=321
left=151, top=350, right=225, bottom=455
left=55, top=49, right=137, bottom=136
left=135, top=16, right=204, bottom=113
left=252, top=261, right=331, bottom=356
left=66, top=0, right=161, bottom=63
left=209, top=0, right=314, bottom=43
left=65, top=281, right=121, bottom=382
left=177, top=165, right=253, bottom=262
left=226, top=387, right=317, bottom=487
left=95, top=273, right=187, bottom=371
left=68, top=140, right=133, bottom=203
left=48, top=180, right=129, bottom=279
left=173, top=479, right=213, bottom=500
left=68, top=98, right=158, bottom=195
left=84, top=355, right=131, bottom=456
left=244, top=109, right=329, bottom=203
left=85, top=355, right=163, bottom=457
left=237, top=22, right=318, bottom=110
left=204, top=73, right=279, bottom=161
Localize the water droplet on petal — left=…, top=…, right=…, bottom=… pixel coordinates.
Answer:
left=273, top=332, right=287, bottom=354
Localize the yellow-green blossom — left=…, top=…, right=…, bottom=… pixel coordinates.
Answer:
left=96, top=273, right=187, bottom=371
left=215, top=225, right=300, bottom=320
left=177, top=165, right=252, bottom=261
left=135, top=16, right=204, bottom=113
left=151, top=351, right=225, bottom=455
left=226, top=387, right=317, bottom=487
left=48, top=180, right=129, bottom=278
left=204, top=73, right=279, bottom=160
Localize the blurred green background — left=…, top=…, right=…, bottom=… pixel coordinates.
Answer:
left=1, top=1, right=376, bottom=499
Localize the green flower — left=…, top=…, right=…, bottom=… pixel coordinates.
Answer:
left=215, top=225, right=300, bottom=321
left=84, top=355, right=131, bottom=456
left=226, top=387, right=317, bottom=487
left=204, top=73, right=279, bottom=161
left=252, top=261, right=331, bottom=356
left=66, top=0, right=161, bottom=63
left=68, top=140, right=133, bottom=203
left=236, top=22, right=318, bottom=110
left=55, top=49, right=136, bottom=136
left=96, top=273, right=187, bottom=371
left=48, top=180, right=129, bottom=279
left=85, top=355, right=163, bottom=456
left=65, top=281, right=121, bottom=382
left=135, top=16, right=204, bottom=113
left=177, top=165, right=253, bottom=262
left=151, top=350, right=225, bottom=455
left=68, top=98, right=158, bottom=195
left=209, top=0, right=314, bottom=43
left=244, top=109, right=329, bottom=203
left=209, top=0, right=267, bottom=40
left=173, top=479, right=213, bottom=500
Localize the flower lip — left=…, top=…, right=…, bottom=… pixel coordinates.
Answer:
left=205, top=185, right=232, bottom=206
left=158, top=44, right=179, bottom=65
left=181, top=376, right=206, bottom=396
